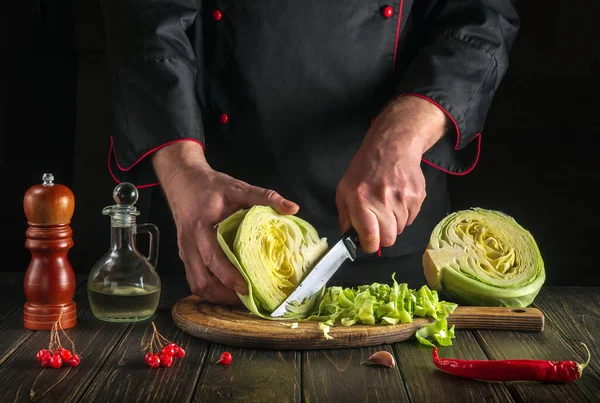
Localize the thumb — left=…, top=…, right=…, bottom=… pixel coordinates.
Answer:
left=242, top=185, right=299, bottom=215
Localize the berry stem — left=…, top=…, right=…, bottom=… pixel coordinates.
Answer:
left=151, top=322, right=172, bottom=346
left=57, top=309, right=77, bottom=354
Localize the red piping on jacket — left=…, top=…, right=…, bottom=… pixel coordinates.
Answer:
left=108, top=136, right=205, bottom=188
left=403, top=93, right=481, bottom=176
left=392, top=0, right=405, bottom=71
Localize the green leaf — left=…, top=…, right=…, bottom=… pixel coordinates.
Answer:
left=416, top=319, right=456, bottom=347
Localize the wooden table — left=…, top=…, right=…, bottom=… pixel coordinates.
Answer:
left=1, top=273, right=599, bottom=403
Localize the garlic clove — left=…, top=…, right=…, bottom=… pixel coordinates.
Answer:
left=361, top=350, right=396, bottom=368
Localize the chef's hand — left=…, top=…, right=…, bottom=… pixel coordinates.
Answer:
left=336, top=95, right=450, bottom=254
left=152, top=141, right=299, bottom=304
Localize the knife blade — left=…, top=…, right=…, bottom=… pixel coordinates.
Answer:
left=270, top=228, right=359, bottom=318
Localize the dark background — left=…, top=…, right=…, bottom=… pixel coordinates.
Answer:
left=2, top=1, right=598, bottom=286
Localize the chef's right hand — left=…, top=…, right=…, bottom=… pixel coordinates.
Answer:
left=152, top=141, right=299, bottom=305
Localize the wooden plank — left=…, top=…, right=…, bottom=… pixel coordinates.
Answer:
left=532, top=286, right=600, bottom=375
left=475, top=326, right=600, bottom=403
left=78, top=277, right=204, bottom=402
left=393, top=331, right=514, bottom=403
left=0, top=273, right=33, bottom=366
left=80, top=310, right=209, bottom=403
left=156, top=277, right=193, bottom=313
left=194, top=344, right=300, bottom=403
left=302, top=345, right=408, bottom=403
left=0, top=277, right=130, bottom=403
left=0, top=275, right=87, bottom=366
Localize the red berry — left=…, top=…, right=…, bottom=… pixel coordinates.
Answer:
left=59, top=349, right=73, bottom=361
left=217, top=351, right=232, bottom=365
left=161, top=345, right=176, bottom=357
left=65, top=354, right=80, bottom=367
left=41, top=359, right=51, bottom=368
left=147, top=354, right=161, bottom=368
left=144, top=352, right=153, bottom=364
left=49, top=354, right=63, bottom=368
left=37, top=349, right=51, bottom=362
left=160, top=354, right=173, bottom=367
left=174, top=347, right=186, bottom=358
left=167, top=343, right=180, bottom=354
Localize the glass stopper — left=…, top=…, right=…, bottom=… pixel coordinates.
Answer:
left=113, top=182, right=138, bottom=206
left=42, top=173, right=54, bottom=186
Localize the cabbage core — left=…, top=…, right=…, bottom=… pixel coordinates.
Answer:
left=422, top=208, right=545, bottom=307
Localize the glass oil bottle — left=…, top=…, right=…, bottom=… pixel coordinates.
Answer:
left=88, top=182, right=161, bottom=322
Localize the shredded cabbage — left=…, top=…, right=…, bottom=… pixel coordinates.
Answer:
left=306, top=273, right=457, bottom=346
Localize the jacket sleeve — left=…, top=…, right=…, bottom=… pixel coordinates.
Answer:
left=396, top=0, right=519, bottom=174
left=101, top=0, right=204, bottom=187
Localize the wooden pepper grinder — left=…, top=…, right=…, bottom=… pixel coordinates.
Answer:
left=23, top=173, right=77, bottom=330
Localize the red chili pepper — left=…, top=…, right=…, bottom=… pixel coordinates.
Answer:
left=432, top=343, right=591, bottom=383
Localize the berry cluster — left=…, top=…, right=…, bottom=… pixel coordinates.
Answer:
left=144, top=342, right=186, bottom=368
left=37, top=347, right=80, bottom=368
left=36, top=312, right=80, bottom=369
left=143, top=322, right=186, bottom=369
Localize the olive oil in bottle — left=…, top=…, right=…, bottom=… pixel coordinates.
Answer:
left=87, top=182, right=161, bottom=323
left=88, top=285, right=160, bottom=322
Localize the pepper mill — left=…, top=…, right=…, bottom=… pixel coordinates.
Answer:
left=23, top=173, right=77, bottom=330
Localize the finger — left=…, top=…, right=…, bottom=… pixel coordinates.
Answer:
left=335, top=190, right=351, bottom=234
left=203, top=271, right=245, bottom=305
left=373, top=207, right=397, bottom=247
left=180, top=244, right=242, bottom=305
left=347, top=202, right=380, bottom=254
left=400, top=186, right=425, bottom=227
left=197, top=229, right=249, bottom=295
left=405, top=197, right=423, bottom=226
left=394, top=204, right=409, bottom=235
left=232, top=183, right=299, bottom=215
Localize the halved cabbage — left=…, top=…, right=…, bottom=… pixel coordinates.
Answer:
left=423, top=208, right=545, bottom=307
left=216, top=206, right=328, bottom=319
left=217, top=206, right=458, bottom=346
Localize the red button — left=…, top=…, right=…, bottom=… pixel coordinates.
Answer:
left=219, top=113, right=229, bottom=124
left=382, top=6, right=394, bottom=18
left=212, top=9, right=222, bottom=21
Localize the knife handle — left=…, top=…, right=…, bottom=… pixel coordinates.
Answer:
left=341, top=227, right=359, bottom=261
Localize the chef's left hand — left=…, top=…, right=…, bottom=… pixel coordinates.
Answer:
left=336, top=95, right=450, bottom=254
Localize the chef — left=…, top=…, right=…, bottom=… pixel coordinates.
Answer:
left=102, top=1, right=519, bottom=305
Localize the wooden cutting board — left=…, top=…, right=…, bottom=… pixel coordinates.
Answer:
left=171, top=296, right=545, bottom=350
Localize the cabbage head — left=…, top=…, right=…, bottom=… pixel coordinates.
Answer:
left=216, top=206, right=328, bottom=319
left=422, top=208, right=545, bottom=307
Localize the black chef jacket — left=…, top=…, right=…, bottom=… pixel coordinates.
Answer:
left=102, top=0, right=519, bottom=277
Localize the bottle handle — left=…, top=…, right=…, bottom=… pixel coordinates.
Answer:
left=136, top=223, right=160, bottom=268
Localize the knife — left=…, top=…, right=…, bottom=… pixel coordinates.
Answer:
left=270, top=228, right=359, bottom=318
